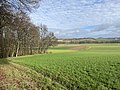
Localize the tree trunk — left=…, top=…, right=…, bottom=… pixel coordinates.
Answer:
left=15, top=41, right=19, bottom=57
left=30, top=45, right=33, bottom=55
left=11, top=45, right=15, bottom=57
left=0, top=29, right=4, bottom=58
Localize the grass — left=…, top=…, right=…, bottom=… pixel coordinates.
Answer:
left=0, top=59, right=10, bottom=64
left=48, top=44, right=78, bottom=53
left=11, top=44, right=120, bottom=90
left=0, top=60, right=66, bottom=90
left=48, top=49, right=75, bottom=53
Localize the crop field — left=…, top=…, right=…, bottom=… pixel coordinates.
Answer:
left=2, top=44, right=120, bottom=90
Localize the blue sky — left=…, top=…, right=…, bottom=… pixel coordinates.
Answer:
left=30, top=0, right=120, bottom=38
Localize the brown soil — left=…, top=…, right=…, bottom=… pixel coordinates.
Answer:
left=70, top=46, right=88, bottom=50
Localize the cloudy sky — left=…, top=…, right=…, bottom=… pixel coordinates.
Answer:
left=30, top=0, right=120, bottom=38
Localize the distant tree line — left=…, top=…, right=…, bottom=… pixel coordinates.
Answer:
left=58, top=38, right=120, bottom=44
left=0, top=0, right=57, bottom=58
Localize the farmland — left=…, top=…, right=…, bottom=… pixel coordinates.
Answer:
left=0, top=44, right=120, bottom=90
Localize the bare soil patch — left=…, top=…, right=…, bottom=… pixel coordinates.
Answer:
left=70, top=46, right=88, bottom=50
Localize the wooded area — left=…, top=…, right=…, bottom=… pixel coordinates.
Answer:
left=0, top=0, right=57, bottom=58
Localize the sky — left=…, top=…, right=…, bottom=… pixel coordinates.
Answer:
left=30, top=0, right=120, bottom=38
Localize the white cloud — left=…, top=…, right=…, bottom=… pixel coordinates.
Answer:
left=30, top=0, right=120, bottom=38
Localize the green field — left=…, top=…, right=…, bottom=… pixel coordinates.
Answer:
left=10, top=44, right=120, bottom=90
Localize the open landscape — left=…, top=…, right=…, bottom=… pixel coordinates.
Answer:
left=1, top=44, right=120, bottom=90
left=1, top=0, right=120, bottom=90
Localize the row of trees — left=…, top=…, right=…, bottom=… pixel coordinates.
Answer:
left=0, top=0, right=57, bottom=58
left=58, top=38, right=120, bottom=44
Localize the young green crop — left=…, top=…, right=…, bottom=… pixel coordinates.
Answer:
left=13, top=44, right=120, bottom=90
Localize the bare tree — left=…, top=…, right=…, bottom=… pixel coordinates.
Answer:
left=0, top=0, right=57, bottom=58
